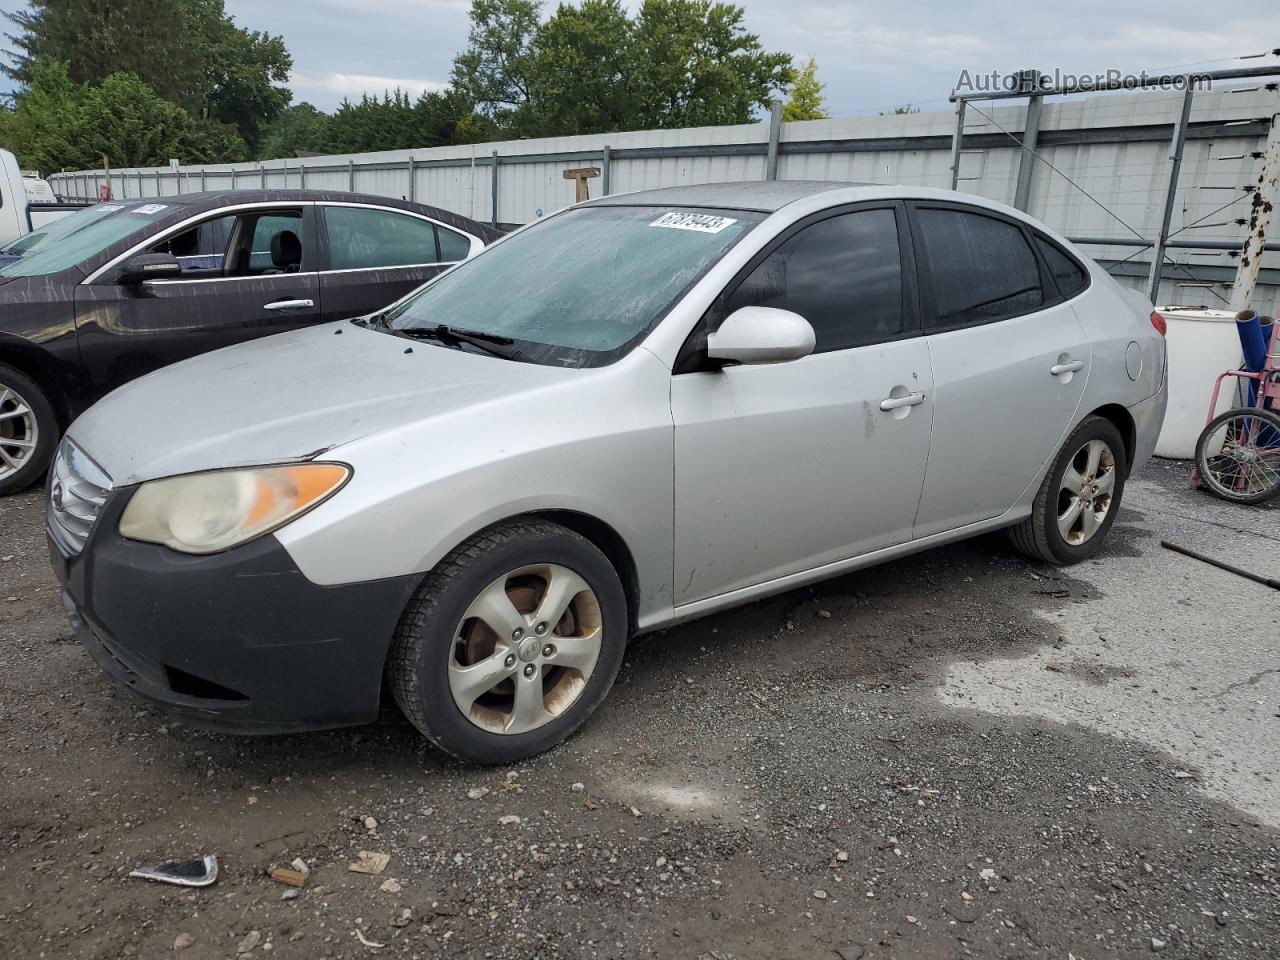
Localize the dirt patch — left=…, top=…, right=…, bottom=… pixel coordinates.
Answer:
left=1, top=482, right=1278, bottom=959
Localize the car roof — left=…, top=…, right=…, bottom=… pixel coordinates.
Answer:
left=586, top=180, right=874, bottom=213
left=130, top=189, right=502, bottom=243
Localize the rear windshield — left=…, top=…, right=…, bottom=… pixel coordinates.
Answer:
left=0, top=202, right=175, bottom=277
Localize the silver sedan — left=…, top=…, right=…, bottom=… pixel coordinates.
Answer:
left=51, top=181, right=1167, bottom=763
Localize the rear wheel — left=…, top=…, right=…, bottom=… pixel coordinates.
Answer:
left=1009, top=415, right=1128, bottom=564
left=1195, top=407, right=1280, bottom=505
left=390, top=519, right=627, bottom=764
left=0, top=363, right=58, bottom=497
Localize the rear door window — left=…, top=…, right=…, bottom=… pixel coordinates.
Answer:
left=723, top=207, right=905, bottom=352
left=913, top=207, right=1045, bottom=329
left=325, top=206, right=443, bottom=270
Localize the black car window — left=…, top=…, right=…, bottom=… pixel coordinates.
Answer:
left=235, top=211, right=304, bottom=276
left=436, top=224, right=472, bottom=261
left=147, top=214, right=235, bottom=278
left=326, top=206, right=442, bottom=270
left=1034, top=234, right=1089, bottom=300
left=724, top=208, right=903, bottom=352
left=915, top=208, right=1045, bottom=328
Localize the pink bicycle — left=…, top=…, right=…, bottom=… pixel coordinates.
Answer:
left=1192, top=312, right=1280, bottom=504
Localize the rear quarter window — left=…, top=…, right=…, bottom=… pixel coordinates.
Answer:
left=1034, top=235, right=1090, bottom=300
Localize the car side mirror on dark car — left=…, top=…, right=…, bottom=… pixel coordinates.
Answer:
left=706, top=306, right=816, bottom=365
left=118, top=253, right=182, bottom=285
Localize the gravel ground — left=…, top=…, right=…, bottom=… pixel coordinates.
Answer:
left=1, top=459, right=1277, bottom=960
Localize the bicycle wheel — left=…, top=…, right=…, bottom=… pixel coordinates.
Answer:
left=1194, top=407, right=1280, bottom=505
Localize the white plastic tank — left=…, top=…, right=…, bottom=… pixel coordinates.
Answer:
left=1153, top=306, right=1245, bottom=459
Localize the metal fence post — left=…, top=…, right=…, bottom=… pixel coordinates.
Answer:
left=1013, top=94, right=1044, bottom=211
left=1229, top=110, right=1280, bottom=311
left=299, top=164, right=306, bottom=189
left=765, top=101, right=782, bottom=181
left=1147, top=85, right=1196, bottom=303
left=602, top=144, right=611, bottom=196
left=348, top=159, right=355, bottom=191
left=408, top=156, right=416, bottom=201
left=949, top=98, right=967, bottom=190
left=231, top=168, right=239, bottom=189
left=260, top=165, right=267, bottom=188
left=201, top=168, right=207, bottom=191
left=491, top=151, right=500, bottom=227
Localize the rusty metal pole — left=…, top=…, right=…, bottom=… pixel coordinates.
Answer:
left=1229, top=111, right=1280, bottom=312
left=1012, top=93, right=1044, bottom=211
left=765, top=101, right=782, bottom=181
left=949, top=98, right=966, bottom=190
left=1147, top=85, right=1196, bottom=303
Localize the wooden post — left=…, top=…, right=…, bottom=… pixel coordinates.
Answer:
left=562, top=167, right=601, bottom=203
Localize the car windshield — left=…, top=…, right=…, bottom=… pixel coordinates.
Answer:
left=0, top=202, right=172, bottom=277
left=387, top=205, right=763, bottom=367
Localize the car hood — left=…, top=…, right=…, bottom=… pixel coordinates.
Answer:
left=68, top=321, right=580, bottom=486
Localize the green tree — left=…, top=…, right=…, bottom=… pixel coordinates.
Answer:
left=879, top=104, right=919, bottom=116
left=260, top=102, right=333, bottom=158
left=4, top=0, right=291, bottom=155
left=527, top=0, right=633, bottom=136
left=450, top=0, right=542, bottom=129
left=0, top=58, right=247, bottom=172
left=783, top=57, right=827, bottom=121
left=452, top=0, right=794, bottom=136
left=628, top=0, right=794, bottom=129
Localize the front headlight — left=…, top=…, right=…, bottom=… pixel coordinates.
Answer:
left=119, top=463, right=351, bottom=554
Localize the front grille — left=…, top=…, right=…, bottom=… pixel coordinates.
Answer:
left=47, top=440, right=111, bottom=555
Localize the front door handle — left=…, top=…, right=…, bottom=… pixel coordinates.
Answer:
left=879, top=391, right=926, bottom=411
left=264, top=298, right=315, bottom=312
left=1050, top=359, right=1085, bottom=376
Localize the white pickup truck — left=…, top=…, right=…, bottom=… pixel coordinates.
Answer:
left=0, top=148, right=95, bottom=249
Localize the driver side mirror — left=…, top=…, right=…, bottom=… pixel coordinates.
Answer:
left=706, top=306, right=816, bottom=365
left=118, top=253, right=182, bottom=285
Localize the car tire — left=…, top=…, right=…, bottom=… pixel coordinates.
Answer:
left=0, top=363, right=59, bottom=497
left=389, top=519, right=628, bottom=765
left=1009, top=415, right=1128, bottom=565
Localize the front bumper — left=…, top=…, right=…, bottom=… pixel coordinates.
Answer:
left=51, top=490, right=420, bottom=734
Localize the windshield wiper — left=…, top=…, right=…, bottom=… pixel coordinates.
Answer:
left=396, top=324, right=517, bottom=359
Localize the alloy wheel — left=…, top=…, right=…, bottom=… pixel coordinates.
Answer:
left=1057, top=438, right=1116, bottom=546
left=448, top=563, right=603, bottom=735
left=0, top=385, right=39, bottom=482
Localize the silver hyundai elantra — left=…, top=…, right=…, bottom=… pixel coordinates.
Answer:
left=49, top=181, right=1167, bottom=763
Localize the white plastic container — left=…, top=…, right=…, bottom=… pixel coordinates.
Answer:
left=1153, top=306, right=1245, bottom=459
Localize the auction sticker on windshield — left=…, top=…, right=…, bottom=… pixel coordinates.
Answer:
left=650, top=211, right=737, bottom=234
left=134, top=203, right=168, bottom=215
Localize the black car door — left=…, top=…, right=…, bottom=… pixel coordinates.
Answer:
left=316, top=203, right=477, bottom=322
left=73, top=204, right=323, bottom=397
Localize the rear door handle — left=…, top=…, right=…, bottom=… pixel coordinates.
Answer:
left=1050, top=359, right=1085, bottom=375
left=264, top=299, right=315, bottom=311
left=879, top=391, right=926, bottom=411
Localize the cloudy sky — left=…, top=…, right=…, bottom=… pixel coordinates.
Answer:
left=221, top=0, right=1270, bottom=117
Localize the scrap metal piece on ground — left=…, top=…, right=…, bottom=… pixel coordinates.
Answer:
left=1160, top=540, right=1280, bottom=590
left=128, top=855, right=219, bottom=887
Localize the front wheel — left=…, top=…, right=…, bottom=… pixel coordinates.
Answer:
left=389, top=519, right=628, bottom=764
left=0, top=363, right=59, bottom=497
left=1195, top=407, right=1280, bottom=505
left=1009, top=415, right=1128, bottom=565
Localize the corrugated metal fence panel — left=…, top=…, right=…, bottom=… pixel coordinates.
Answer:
left=47, top=84, right=1280, bottom=308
